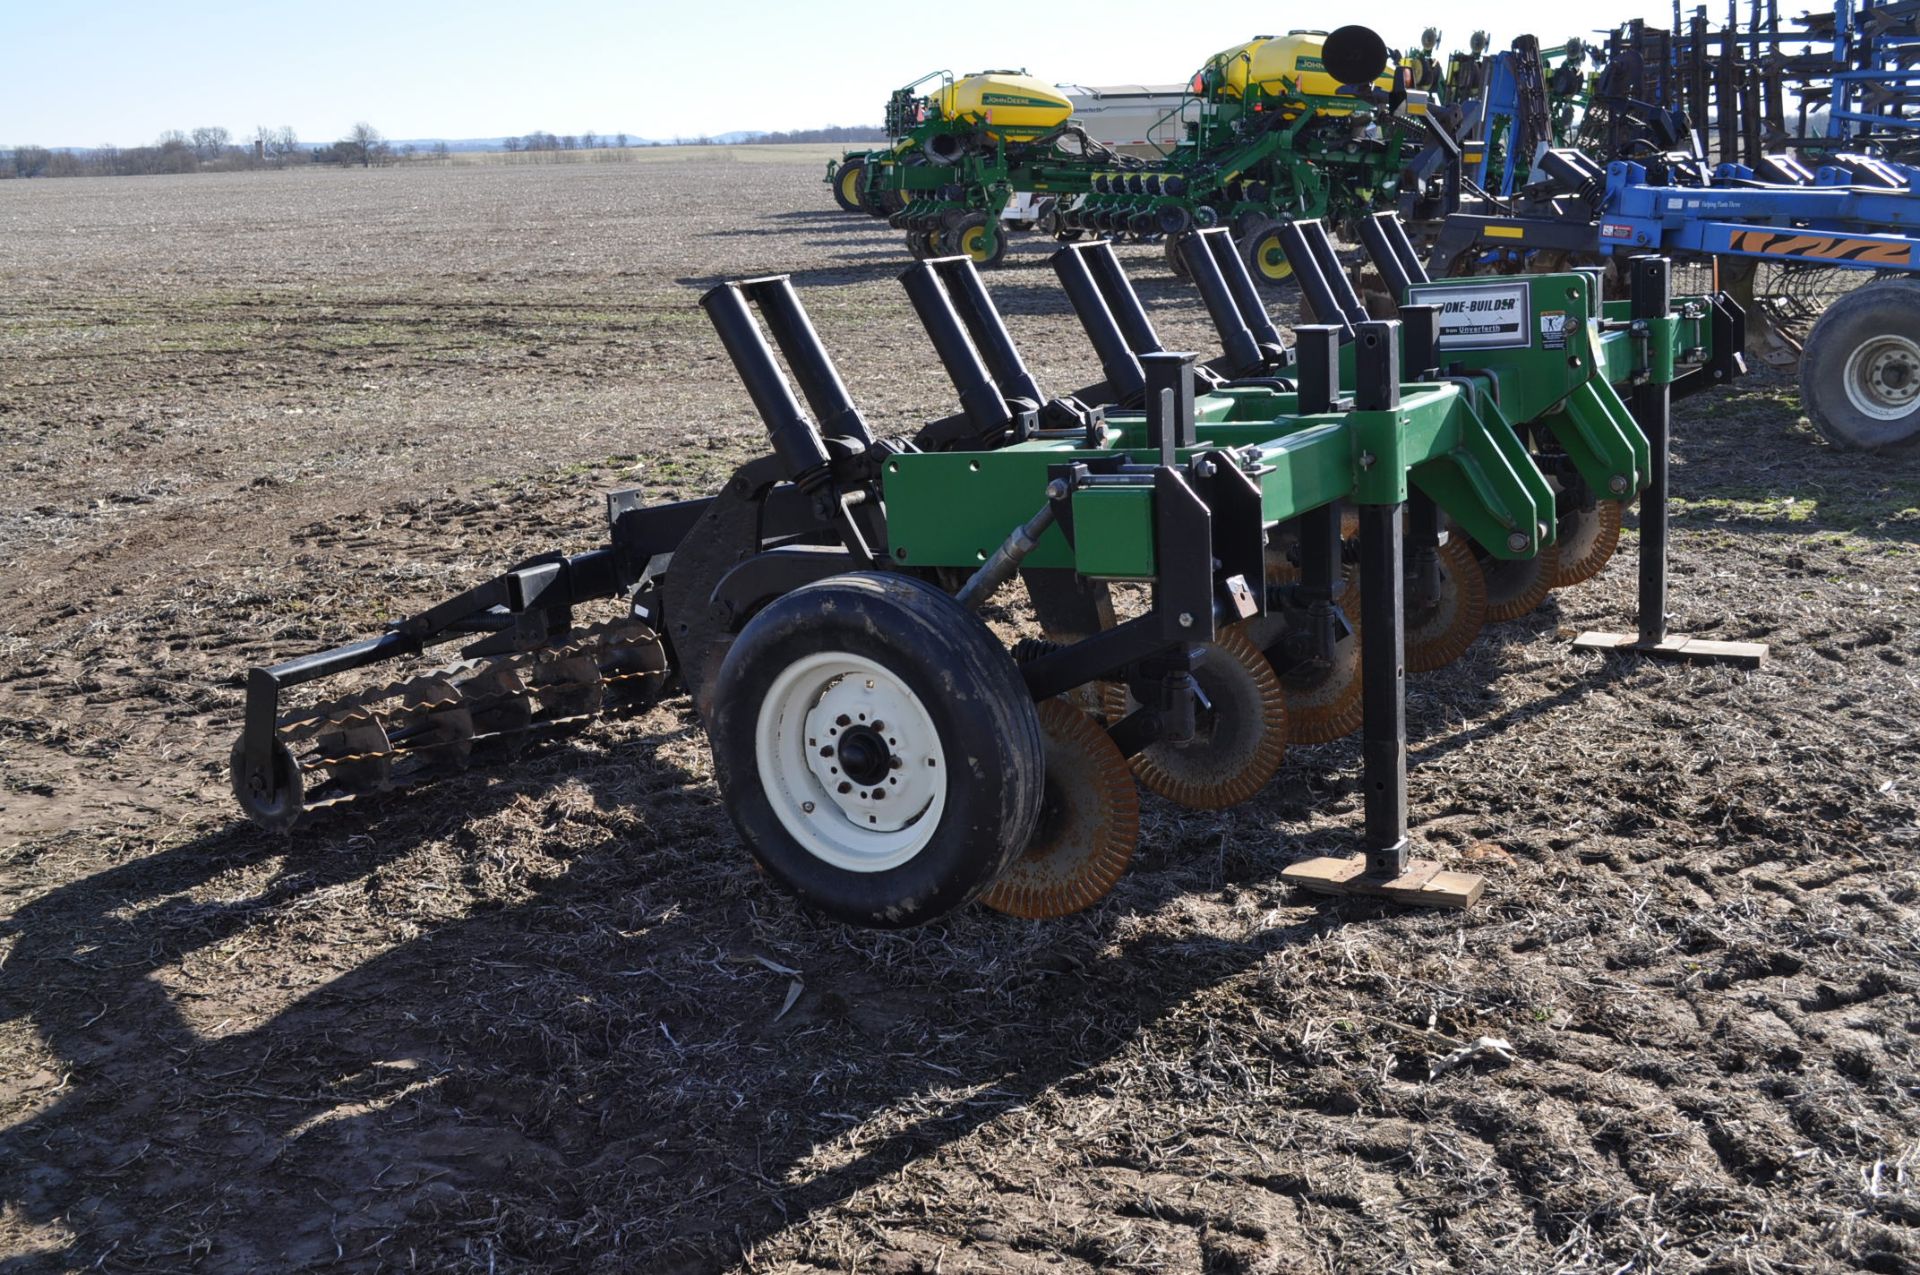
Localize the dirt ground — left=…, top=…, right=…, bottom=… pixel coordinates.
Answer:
left=1, top=149, right=1916, bottom=1274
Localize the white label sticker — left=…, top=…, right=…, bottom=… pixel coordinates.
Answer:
left=1539, top=309, right=1569, bottom=350
left=1409, top=281, right=1531, bottom=349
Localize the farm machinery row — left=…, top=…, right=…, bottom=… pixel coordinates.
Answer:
left=822, top=12, right=1920, bottom=457
left=1432, top=34, right=1920, bottom=451
left=1325, top=7, right=1919, bottom=454
left=232, top=215, right=1745, bottom=926
left=828, top=26, right=1432, bottom=281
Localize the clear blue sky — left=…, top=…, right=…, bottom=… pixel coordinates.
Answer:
left=3, top=0, right=1676, bottom=147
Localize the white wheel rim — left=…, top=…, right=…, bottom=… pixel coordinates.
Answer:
left=1842, top=333, right=1920, bottom=421
left=754, top=651, right=946, bottom=873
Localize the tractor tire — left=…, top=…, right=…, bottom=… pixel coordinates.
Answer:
left=1229, top=209, right=1268, bottom=241
left=710, top=573, right=1045, bottom=929
left=945, top=214, right=1007, bottom=268
left=832, top=158, right=868, bottom=215
left=1164, top=233, right=1192, bottom=281
left=879, top=156, right=923, bottom=216
left=1799, top=279, right=1920, bottom=454
left=1240, top=218, right=1296, bottom=289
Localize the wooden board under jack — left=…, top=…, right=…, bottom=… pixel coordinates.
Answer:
left=1570, top=631, right=1766, bottom=668
left=1281, top=855, right=1485, bottom=909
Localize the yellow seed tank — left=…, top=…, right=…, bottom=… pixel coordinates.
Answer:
left=939, top=72, right=1075, bottom=141
left=1204, top=31, right=1398, bottom=113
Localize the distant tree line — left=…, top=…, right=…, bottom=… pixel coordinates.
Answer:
left=3, top=126, right=303, bottom=178
left=749, top=125, right=885, bottom=144
left=503, top=125, right=880, bottom=151
left=502, top=131, right=629, bottom=152
left=0, top=123, right=400, bottom=178
left=308, top=123, right=401, bottom=167
left=2, top=121, right=880, bottom=178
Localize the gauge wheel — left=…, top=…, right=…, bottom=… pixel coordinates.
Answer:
left=711, top=573, right=1045, bottom=929
left=945, top=213, right=1008, bottom=268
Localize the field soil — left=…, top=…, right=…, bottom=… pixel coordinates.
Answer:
left=1, top=151, right=1916, bottom=1273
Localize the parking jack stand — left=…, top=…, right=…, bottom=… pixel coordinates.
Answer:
left=1283, top=322, right=1484, bottom=910
left=1573, top=257, right=1768, bottom=670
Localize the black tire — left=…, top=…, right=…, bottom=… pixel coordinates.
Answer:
left=1800, top=279, right=1920, bottom=454
left=906, top=228, right=942, bottom=261
left=1229, top=208, right=1268, bottom=242
left=1239, top=217, right=1296, bottom=290
left=1164, top=232, right=1192, bottom=280
left=710, top=573, right=1045, bottom=929
left=879, top=155, right=922, bottom=216
left=832, top=158, right=868, bottom=215
left=945, top=213, right=1007, bottom=268
left=230, top=736, right=304, bottom=833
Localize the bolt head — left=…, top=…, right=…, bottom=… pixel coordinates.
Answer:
left=1609, top=474, right=1630, bottom=494
left=1507, top=531, right=1530, bottom=553
left=801, top=801, right=815, bottom=813
left=1178, top=612, right=1194, bottom=628
left=1046, top=479, right=1070, bottom=501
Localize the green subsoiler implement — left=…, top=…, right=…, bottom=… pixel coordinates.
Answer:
left=233, top=215, right=1745, bottom=926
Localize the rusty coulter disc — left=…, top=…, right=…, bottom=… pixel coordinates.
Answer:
left=980, top=698, right=1140, bottom=919
left=1131, top=625, right=1288, bottom=810
left=1481, top=540, right=1561, bottom=623
left=1264, top=545, right=1360, bottom=610
left=1551, top=497, right=1625, bottom=589
left=1406, top=536, right=1488, bottom=672
left=1251, top=547, right=1362, bottom=744
left=1275, top=622, right=1364, bottom=744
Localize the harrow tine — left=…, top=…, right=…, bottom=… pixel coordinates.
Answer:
left=242, top=621, right=668, bottom=828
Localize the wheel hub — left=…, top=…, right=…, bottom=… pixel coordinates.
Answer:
left=1257, top=240, right=1292, bottom=279
left=1847, top=335, right=1920, bottom=420
left=798, top=668, right=936, bottom=838
left=834, top=724, right=892, bottom=786
left=755, top=652, right=946, bottom=872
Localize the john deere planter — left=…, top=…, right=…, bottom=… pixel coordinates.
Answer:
left=829, top=26, right=1444, bottom=276
left=234, top=224, right=1743, bottom=924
